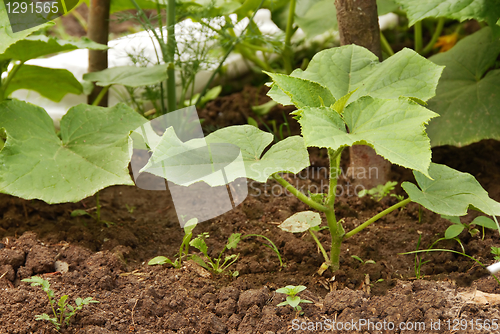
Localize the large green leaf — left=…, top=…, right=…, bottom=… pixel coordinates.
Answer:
left=0, top=100, right=147, bottom=203
left=265, top=72, right=336, bottom=108
left=394, top=0, right=500, bottom=27
left=0, top=1, right=52, bottom=54
left=295, top=0, right=337, bottom=38
left=83, top=64, right=169, bottom=87
left=297, top=97, right=437, bottom=176
left=141, top=125, right=310, bottom=185
left=4, top=65, right=82, bottom=102
left=0, top=35, right=107, bottom=62
left=402, top=163, right=500, bottom=217
left=426, top=27, right=500, bottom=147
left=270, top=45, right=443, bottom=105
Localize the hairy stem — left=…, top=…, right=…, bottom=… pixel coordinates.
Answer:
left=344, top=198, right=411, bottom=238
left=272, top=173, right=328, bottom=212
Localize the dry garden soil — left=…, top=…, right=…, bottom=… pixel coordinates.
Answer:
left=1, top=86, right=500, bottom=333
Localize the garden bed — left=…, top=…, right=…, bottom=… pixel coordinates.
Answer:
left=1, top=86, right=500, bottom=333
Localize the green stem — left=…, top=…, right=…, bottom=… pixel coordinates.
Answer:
left=400, top=248, right=500, bottom=286
left=283, top=0, right=296, bottom=74
left=344, top=198, right=411, bottom=238
left=308, top=229, right=329, bottom=263
left=95, top=191, right=101, bottom=222
left=272, top=173, right=329, bottom=212
left=326, top=209, right=343, bottom=271
left=166, top=0, right=176, bottom=113
left=0, top=61, right=23, bottom=100
left=414, top=21, right=423, bottom=53
left=326, top=148, right=343, bottom=207
left=380, top=31, right=394, bottom=56
left=91, top=85, right=109, bottom=106
left=421, top=18, right=445, bottom=56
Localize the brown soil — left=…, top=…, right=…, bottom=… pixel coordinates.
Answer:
left=1, top=86, right=500, bottom=333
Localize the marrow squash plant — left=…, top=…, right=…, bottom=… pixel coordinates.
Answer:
left=141, top=44, right=500, bottom=273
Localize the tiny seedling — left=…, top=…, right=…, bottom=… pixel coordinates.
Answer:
left=148, top=218, right=198, bottom=268
left=441, top=215, right=499, bottom=241
left=189, top=232, right=241, bottom=276
left=242, top=234, right=285, bottom=268
left=413, top=234, right=431, bottom=279
left=276, top=285, right=313, bottom=314
left=401, top=246, right=500, bottom=286
left=358, top=181, right=398, bottom=202
left=351, top=255, right=376, bottom=265
left=125, top=204, right=136, bottom=214
left=71, top=192, right=114, bottom=227
left=491, top=247, right=500, bottom=261
left=22, top=276, right=99, bottom=331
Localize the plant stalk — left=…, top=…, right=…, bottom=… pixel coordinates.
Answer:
left=380, top=31, right=394, bottom=56
left=283, top=0, right=296, bottom=74
left=308, top=229, right=329, bottom=263
left=0, top=61, right=23, bottom=100
left=344, top=198, right=411, bottom=238
left=91, top=85, right=109, bottom=106
left=414, top=21, right=423, bottom=53
left=272, top=173, right=328, bottom=212
left=421, top=18, right=445, bottom=56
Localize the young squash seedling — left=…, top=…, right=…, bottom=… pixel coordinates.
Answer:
left=141, top=45, right=500, bottom=275
left=22, top=276, right=99, bottom=331
left=276, top=285, right=313, bottom=315
left=190, top=232, right=241, bottom=276
left=358, top=181, right=399, bottom=202
left=148, top=218, right=198, bottom=268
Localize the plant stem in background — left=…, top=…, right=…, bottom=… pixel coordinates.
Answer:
left=401, top=248, right=500, bottom=286
left=380, top=31, right=394, bottom=56
left=283, top=0, right=296, bottom=74
left=421, top=18, right=445, bottom=56
left=91, top=85, right=109, bottom=106
left=344, top=198, right=411, bottom=238
left=166, top=0, right=176, bottom=113
left=0, top=61, right=23, bottom=101
left=414, top=21, right=423, bottom=53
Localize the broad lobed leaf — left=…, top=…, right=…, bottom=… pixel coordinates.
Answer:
left=0, top=100, right=147, bottom=203
left=141, top=125, right=310, bottom=185
left=270, top=45, right=443, bottom=105
left=298, top=97, right=437, bottom=177
left=402, top=163, right=500, bottom=217
left=0, top=35, right=107, bottom=62
left=426, top=27, right=500, bottom=147
left=394, top=0, right=500, bottom=27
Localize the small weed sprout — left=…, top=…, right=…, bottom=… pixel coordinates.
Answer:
left=491, top=247, right=500, bottom=261
left=276, top=285, right=313, bottom=314
left=358, top=181, right=398, bottom=202
left=148, top=218, right=198, bottom=268
left=190, top=232, right=241, bottom=276
left=351, top=255, right=376, bottom=265
left=22, top=276, right=99, bottom=331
